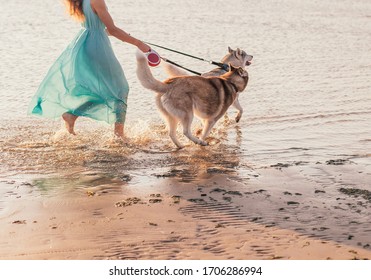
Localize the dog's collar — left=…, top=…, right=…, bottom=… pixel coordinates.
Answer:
left=220, top=64, right=229, bottom=72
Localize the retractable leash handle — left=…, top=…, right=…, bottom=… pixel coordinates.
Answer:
left=145, top=49, right=161, bottom=67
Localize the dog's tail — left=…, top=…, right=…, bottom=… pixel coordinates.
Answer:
left=136, top=50, right=168, bottom=94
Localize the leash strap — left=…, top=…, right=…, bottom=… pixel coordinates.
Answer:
left=145, top=41, right=207, bottom=62
left=145, top=41, right=229, bottom=71
left=161, top=57, right=201, bottom=76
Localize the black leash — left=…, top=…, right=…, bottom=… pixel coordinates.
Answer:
left=161, top=57, right=201, bottom=76
left=144, top=41, right=229, bottom=73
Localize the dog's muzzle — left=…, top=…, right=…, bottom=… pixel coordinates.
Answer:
left=246, top=55, right=253, bottom=66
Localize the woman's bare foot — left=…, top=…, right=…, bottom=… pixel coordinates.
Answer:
left=114, top=123, right=125, bottom=139
left=62, top=113, right=78, bottom=135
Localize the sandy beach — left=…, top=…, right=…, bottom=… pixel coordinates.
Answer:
left=1, top=157, right=371, bottom=260
left=0, top=0, right=371, bottom=260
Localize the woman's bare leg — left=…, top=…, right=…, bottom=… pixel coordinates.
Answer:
left=62, top=113, right=78, bottom=135
left=114, top=122, right=125, bottom=139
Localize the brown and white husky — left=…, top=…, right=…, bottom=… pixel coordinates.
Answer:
left=136, top=50, right=249, bottom=148
left=164, top=47, right=253, bottom=122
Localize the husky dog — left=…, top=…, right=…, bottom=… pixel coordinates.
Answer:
left=136, top=50, right=249, bottom=148
left=164, top=47, right=253, bottom=122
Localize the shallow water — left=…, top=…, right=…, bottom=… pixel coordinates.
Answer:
left=1, top=0, right=370, bottom=172
left=0, top=0, right=371, bottom=258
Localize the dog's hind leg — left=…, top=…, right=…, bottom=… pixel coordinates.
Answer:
left=181, top=115, right=207, bottom=146
left=200, top=119, right=217, bottom=141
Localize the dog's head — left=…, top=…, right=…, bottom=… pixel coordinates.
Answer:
left=221, top=47, right=253, bottom=68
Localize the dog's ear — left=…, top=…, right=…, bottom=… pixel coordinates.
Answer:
left=228, top=46, right=234, bottom=53
left=236, top=48, right=242, bottom=56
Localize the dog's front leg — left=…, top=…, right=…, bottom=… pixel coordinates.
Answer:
left=181, top=119, right=208, bottom=146
left=233, top=98, right=243, bottom=123
left=183, top=128, right=208, bottom=146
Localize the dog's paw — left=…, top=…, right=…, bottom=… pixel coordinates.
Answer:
left=199, top=140, right=208, bottom=146
left=235, top=113, right=242, bottom=123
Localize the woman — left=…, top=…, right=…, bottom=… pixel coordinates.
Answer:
left=28, top=0, right=151, bottom=139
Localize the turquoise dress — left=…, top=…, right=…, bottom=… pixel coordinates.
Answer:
left=28, top=0, right=129, bottom=124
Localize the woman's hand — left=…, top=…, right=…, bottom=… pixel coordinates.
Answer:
left=137, top=41, right=151, bottom=53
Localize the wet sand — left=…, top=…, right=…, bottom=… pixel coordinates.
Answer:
left=1, top=159, right=371, bottom=260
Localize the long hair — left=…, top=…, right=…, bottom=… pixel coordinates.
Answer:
left=64, top=0, right=85, bottom=22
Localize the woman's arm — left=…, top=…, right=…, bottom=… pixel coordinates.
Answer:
left=91, top=0, right=150, bottom=53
